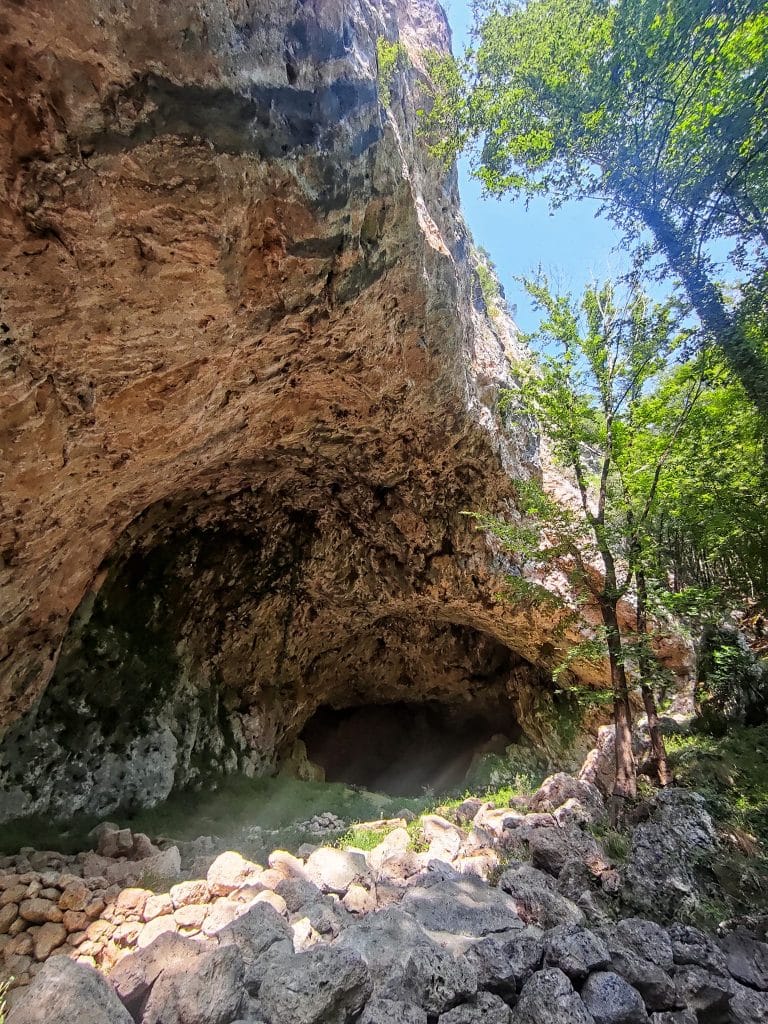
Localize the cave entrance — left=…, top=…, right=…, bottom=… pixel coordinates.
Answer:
left=299, top=700, right=521, bottom=797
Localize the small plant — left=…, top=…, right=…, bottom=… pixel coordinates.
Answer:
left=0, top=976, right=12, bottom=1024
left=376, top=38, right=408, bottom=107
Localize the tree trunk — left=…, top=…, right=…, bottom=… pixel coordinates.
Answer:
left=639, top=202, right=768, bottom=420
left=636, top=571, right=673, bottom=787
left=600, top=598, right=637, bottom=817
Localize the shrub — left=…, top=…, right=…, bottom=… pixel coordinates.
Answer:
left=376, top=38, right=408, bottom=107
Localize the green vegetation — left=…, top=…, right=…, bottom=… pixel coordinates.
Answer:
left=473, top=246, right=503, bottom=316
left=422, top=0, right=768, bottom=416
left=376, top=38, right=409, bottom=108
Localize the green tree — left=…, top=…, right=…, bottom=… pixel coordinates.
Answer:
left=423, top=0, right=768, bottom=416
left=480, top=277, right=701, bottom=807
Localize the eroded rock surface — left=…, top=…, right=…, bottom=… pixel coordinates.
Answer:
left=0, top=0, right=590, bottom=823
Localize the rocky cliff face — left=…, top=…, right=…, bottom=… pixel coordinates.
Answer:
left=0, top=0, right=609, bottom=821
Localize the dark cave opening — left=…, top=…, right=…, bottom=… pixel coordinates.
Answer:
left=300, top=700, right=521, bottom=797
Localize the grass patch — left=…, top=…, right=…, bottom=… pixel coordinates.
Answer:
left=0, top=977, right=10, bottom=1024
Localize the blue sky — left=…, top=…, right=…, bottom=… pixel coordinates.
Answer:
left=444, top=1, right=629, bottom=334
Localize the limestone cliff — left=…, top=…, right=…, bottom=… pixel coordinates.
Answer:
left=0, top=0, right=603, bottom=820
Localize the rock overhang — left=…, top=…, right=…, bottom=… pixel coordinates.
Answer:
left=0, top=0, right=615, bottom=820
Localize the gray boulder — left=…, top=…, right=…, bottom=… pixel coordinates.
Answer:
left=498, top=863, right=586, bottom=929
left=305, top=848, right=370, bottom=895
left=216, top=902, right=294, bottom=993
left=620, top=790, right=717, bottom=920
left=580, top=971, right=649, bottom=1024
left=648, top=1013, right=696, bottom=1024
left=359, top=998, right=428, bottom=1024
left=729, top=985, right=768, bottom=1023
left=511, top=968, right=595, bottom=1024
left=465, top=928, right=544, bottom=997
left=719, top=932, right=768, bottom=990
left=668, top=924, right=728, bottom=975
left=673, top=965, right=733, bottom=1022
left=529, top=774, right=606, bottom=824
left=402, top=875, right=522, bottom=946
left=141, top=945, right=245, bottom=1024
left=274, top=877, right=324, bottom=913
left=259, top=945, right=372, bottom=1024
left=390, top=942, right=479, bottom=1015
left=9, top=958, right=134, bottom=1024
left=109, top=932, right=203, bottom=1019
left=603, top=920, right=676, bottom=1012
left=438, top=991, right=512, bottom=1024
left=543, top=924, right=611, bottom=981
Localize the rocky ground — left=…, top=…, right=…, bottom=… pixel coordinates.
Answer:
left=4, top=742, right=768, bottom=1024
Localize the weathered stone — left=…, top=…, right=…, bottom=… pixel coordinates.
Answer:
left=720, top=932, right=768, bottom=990
left=260, top=945, right=372, bottom=1024
left=498, top=863, right=586, bottom=929
left=9, top=957, right=134, bottom=1024
left=729, top=985, right=768, bottom=1023
left=0, top=902, right=18, bottom=934
left=202, top=899, right=245, bottom=936
left=511, top=968, right=594, bottom=1024
left=465, top=928, right=544, bottom=997
left=174, top=903, right=208, bottom=930
left=668, top=924, right=728, bottom=975
left=110, top=931, right=203, bottom=1018
left=439, top=991, right=511, bottom=1024
left=136, top=914, right=178, bottom=948
left=543, top=924, right=611, bottom=981
left=19, top=898, right=61, bottom=924
left=402, top=875, right=522, bottom=946
left=170, top=880, right=211, bottom=909
left=305, top=848, right=370, bottom=895
left=581, top=972, right=649, bottom=1024
left=673, top=965, right=733, bottom=1020
left=529, top=774, right=606, bottom=823
left=140, top=944, right=245, bottom=1024
left=620, top=791, right=717, bottom=920
left=59, top=882, right=89, bottom=912
left=343, top=883, right=376, bottom=915
left=216, top=900, right=294, bottom=991
left=359, top=997, right=428, bottom=1024
left=32, top=921, right=67, bottom=959
left=603, top=920, right=677, bottom=1012
left=208, top=853, right=263, bottom=897
left=62, top=909, right=90, bottom=933
left=143, top=893, right=174, bottom=921
left=275, top=878, right=324, bottom=913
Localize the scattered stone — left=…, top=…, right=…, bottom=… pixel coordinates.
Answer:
left=110, top=931, right=203, bottom=1018
left=32, top=921, right=67, bottom=959
left=580, top=971, right=649, bottom=1024
left=543, top=923, right=611, bottom=981
left=439, top=991, right=512, bottom=1024
left=498, top=863, right=586, bottom=929
left=719, top=932, right=768, bottom=990
left=207, top=852, right=262, bottom=896
left=305, top=848, right=370, bottom=895
left=465, top=928, right=544, bottom=997
left=529, top=774, right=606, bottom=824
left=511, top=967, right=594, bottom=1024
left=402, top=875, right=522, bottom=946
left=141, top=944, right=245, bottom=1024
left=260, top=945, right=372, bottom=1024
left=360, top=997, right=428, bottom=1024
left=10, top=957, right=134, bottom=1024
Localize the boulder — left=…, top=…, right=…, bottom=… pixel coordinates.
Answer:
left=529, top=774, right=606, bottom=824
left=32, top=921, right=67, bottom=959
left=275, top=878, right=324, bottom=913
left=620, top=791, right=717, bottom=920
left=216, top=902, right=294, bottom=993
left=259, top=945, right=372, bottom=1024
left=648, top=1013, right=696, bottom=1024
left=668, top=924, right=728, bottom=975
left=359, top=998, right=427, bottom=1024
left=580, top=972, right=649, bottom=1024
left=141, top=944, right=245, bottom=1024
left=208, top=853, right=263, bottom=897
left=367, top=830, right=411, bottom=873
left=719, top=932, right=768, bottom=990
left=9, top=957, right=134, bottom=1024
left=527, top=827, right=608, bottom=879
left=729, top=985, right=768, bottom=1023
left=511, top=967, right=595, bottom=1024
left=603, top=920, right=676, bottom=1012
left=336, top=907, right=477, bottom=1015
left=401, top=875, right=522, bottom=947
left=438, top=991, right=511, bottom=1024
left=305, top=848, right=370, bottom=895
left=543, top=924, right=611, bottom=981
left=110, top=931, right=204, bottom=1018
left=498, top=863, right=586, bottom=929
left=465, top=928, right=544, bottom=997
left=673, top=965, right=733, bottom=1021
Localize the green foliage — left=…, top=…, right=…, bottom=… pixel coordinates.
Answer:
left=334, top=825, right=395, bottom=852
left=473, top=246, right=503, bottom=316
left=377, top=38, right=409, bottom=107
left=423, top=0, right=768, bottom=414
